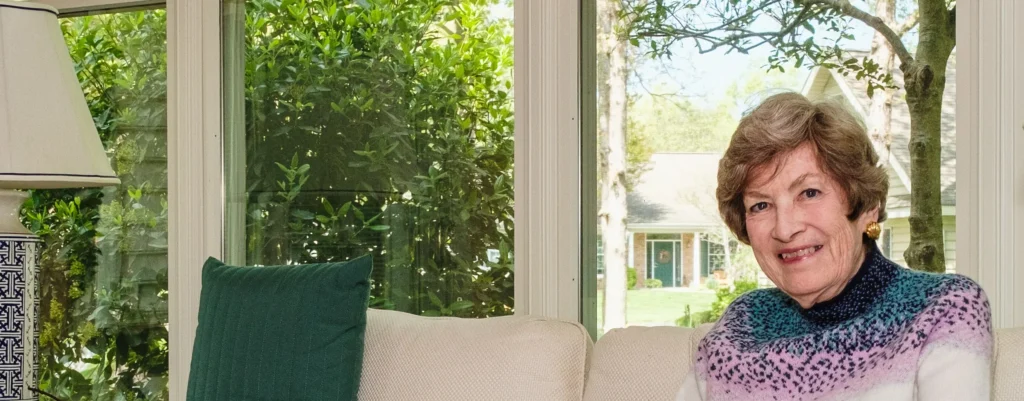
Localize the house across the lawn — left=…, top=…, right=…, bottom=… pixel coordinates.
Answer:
left=613, top=53, right=957, bottom=288
left=622, top=152, right=728, bottom=289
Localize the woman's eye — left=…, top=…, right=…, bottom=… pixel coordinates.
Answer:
left=803, top=189, right=820, bottom=198
left=749, top=202, right=768, bottom=213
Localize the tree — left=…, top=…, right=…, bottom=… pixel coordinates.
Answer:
left=597, top=0, right=630, bottom=331
left=241, top=0, right=515, bottom=317
left=630, top=0, right=953, bottom=272
left=866, top=0, right=919, bottom=162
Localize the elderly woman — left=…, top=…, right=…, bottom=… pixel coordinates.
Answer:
left=676, top=93, right=992, bottom=401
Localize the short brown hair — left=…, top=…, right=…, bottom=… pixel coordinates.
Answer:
left=717, top=92, right=888, bottom=244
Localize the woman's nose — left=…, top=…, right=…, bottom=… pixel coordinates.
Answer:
left=772, top=206, right=806, bottom=242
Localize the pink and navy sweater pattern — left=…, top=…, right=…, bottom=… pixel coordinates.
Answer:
left=691, top=245, right=992, bottom=400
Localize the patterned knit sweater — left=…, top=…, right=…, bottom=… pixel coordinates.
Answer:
left=676, top=245, right=993, bottom=401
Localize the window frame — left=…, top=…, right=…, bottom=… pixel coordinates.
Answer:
left=959, top=0, right=1024, bottom=329
left=32, top=0, right=161, bottom=15
left=36, top=0, right=1024, bottom=398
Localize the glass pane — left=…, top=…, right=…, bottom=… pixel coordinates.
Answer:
left=25, top=10, right=169, bottom=399
left=590, top=0, right=956, bottom=335
left=223, top=0, right=515, bottom=317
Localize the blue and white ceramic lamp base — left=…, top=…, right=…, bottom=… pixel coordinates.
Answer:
left=0, top=191, right=39, bottom=401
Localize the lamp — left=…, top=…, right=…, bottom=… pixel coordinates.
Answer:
left=0, top=1, right=120, bottom=399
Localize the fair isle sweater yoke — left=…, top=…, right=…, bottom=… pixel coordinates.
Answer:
left=676, top=245, right=993, bottom=401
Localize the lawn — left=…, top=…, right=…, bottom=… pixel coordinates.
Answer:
left=596, top=288, right=717, bottom=329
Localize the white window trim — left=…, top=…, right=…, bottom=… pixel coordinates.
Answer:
left=958, top=0, right=1024, bottom=329
left=513, top=0, right=583, bottom=323
left=166, top=0, right=222, bottom=398
left=32, top=0, right=161, bottom=15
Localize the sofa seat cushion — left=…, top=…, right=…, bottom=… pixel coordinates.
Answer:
left=995, top=327, right=1024, bottom=400
left=358, top=309, right=591, bottom=401
left=583, top=324, right=713, bottom=401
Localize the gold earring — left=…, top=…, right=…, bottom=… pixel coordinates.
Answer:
left=865, top=221, right=881, bottom=240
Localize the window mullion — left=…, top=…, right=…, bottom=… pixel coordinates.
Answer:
left=513, top=0, right=583, bottom=322
left=167, top=0, right=222, bottom=398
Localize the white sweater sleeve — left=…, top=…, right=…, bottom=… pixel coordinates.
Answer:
left=674, top=370, right=706, bottom=401
left=916, top=345, right=992, bottom=401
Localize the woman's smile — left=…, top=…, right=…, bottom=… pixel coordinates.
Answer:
left=778, top=244, right=823, bottom=264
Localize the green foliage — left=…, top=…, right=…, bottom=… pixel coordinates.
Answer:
left=627, top=267, right=638, bottom=290
left=628, top=59, right=803, bottom=154
left=675, top=304, right=713, bottom=328
left=675, top=279, right=758, bottom=328
left=24, top=10, right=169, bottom=401
left=241, top=0, right=514, bottom=318
left=705, top=279, right=719, bottom=291
left=643, top=278, right=662, bottom=289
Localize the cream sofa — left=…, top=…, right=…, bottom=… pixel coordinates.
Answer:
left=357, top=309, right=1024, bottom=401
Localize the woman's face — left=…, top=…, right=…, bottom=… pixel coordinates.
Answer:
left=742, top=144, right=878, bottom=309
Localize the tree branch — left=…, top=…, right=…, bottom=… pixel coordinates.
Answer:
left=805, top=0, right=914, bottom=65
left=895, top=10, right=919, bottom=37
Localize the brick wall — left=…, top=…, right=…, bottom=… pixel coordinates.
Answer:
left=682, top=233, right=695, bottom=287
left=632, top=232, right=646, bottom=289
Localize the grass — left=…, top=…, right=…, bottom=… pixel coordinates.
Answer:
left=595, top=288, right=717, bottom=329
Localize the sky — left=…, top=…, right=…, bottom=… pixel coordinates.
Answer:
left=629, top=3, right=882, bottom=109
left=489, top=0, right=914, bottom=112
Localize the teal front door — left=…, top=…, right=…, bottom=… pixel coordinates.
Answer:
left=651, top=241, right=675, bottom=287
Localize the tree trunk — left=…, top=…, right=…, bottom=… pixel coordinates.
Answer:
left=900, top=0, right=954, bottom=273
left=598, top=0, right=628, bottom=331
left=866, top=0, right=896, bottom=158
left=596, top=0, right=610, bottom=324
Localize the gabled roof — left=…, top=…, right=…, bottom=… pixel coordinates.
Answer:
left=626, top=153, right=722, bottom=232
left=802, top=51, right=956, bottom=207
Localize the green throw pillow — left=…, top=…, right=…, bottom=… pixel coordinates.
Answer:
left=186, top=255, right=372, bottom=401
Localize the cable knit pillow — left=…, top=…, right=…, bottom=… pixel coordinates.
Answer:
left=186, top=255, right=372, bottom=400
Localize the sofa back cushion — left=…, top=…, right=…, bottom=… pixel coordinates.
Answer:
left=995, top=327, right=1024, bottom=400
left=358, top=309, right=591, bottom=401
left=583, top=324, right=713, bottom=401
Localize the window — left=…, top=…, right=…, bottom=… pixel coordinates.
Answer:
left=589, top=0, right=962, bottom=335
left=222, top=0, right=514, bottom=317
left=27, top=9, right=168, bottom=399
left=702, top=239, right=725, bottom=275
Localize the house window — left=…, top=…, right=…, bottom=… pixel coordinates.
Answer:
left=29, top=9, right=169, bottom=399
left=702, top=239, right=727, bottom=275
left=221, top=0, right=514, bottom=318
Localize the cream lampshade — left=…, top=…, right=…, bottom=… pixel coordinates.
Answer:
left=0, top=1, right=119, bottom=190
left=0, top=1, right=120, bottom=399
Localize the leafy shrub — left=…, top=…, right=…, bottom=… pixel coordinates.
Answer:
left=675, top=279, right=759, bottom=327
left=705, top=279, right=719, bottom=290
left=627, top=267, right=638, bottom=289
left=675, top=304, right=716, bottom=328
left=644, top=278, right=663, bottom=288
